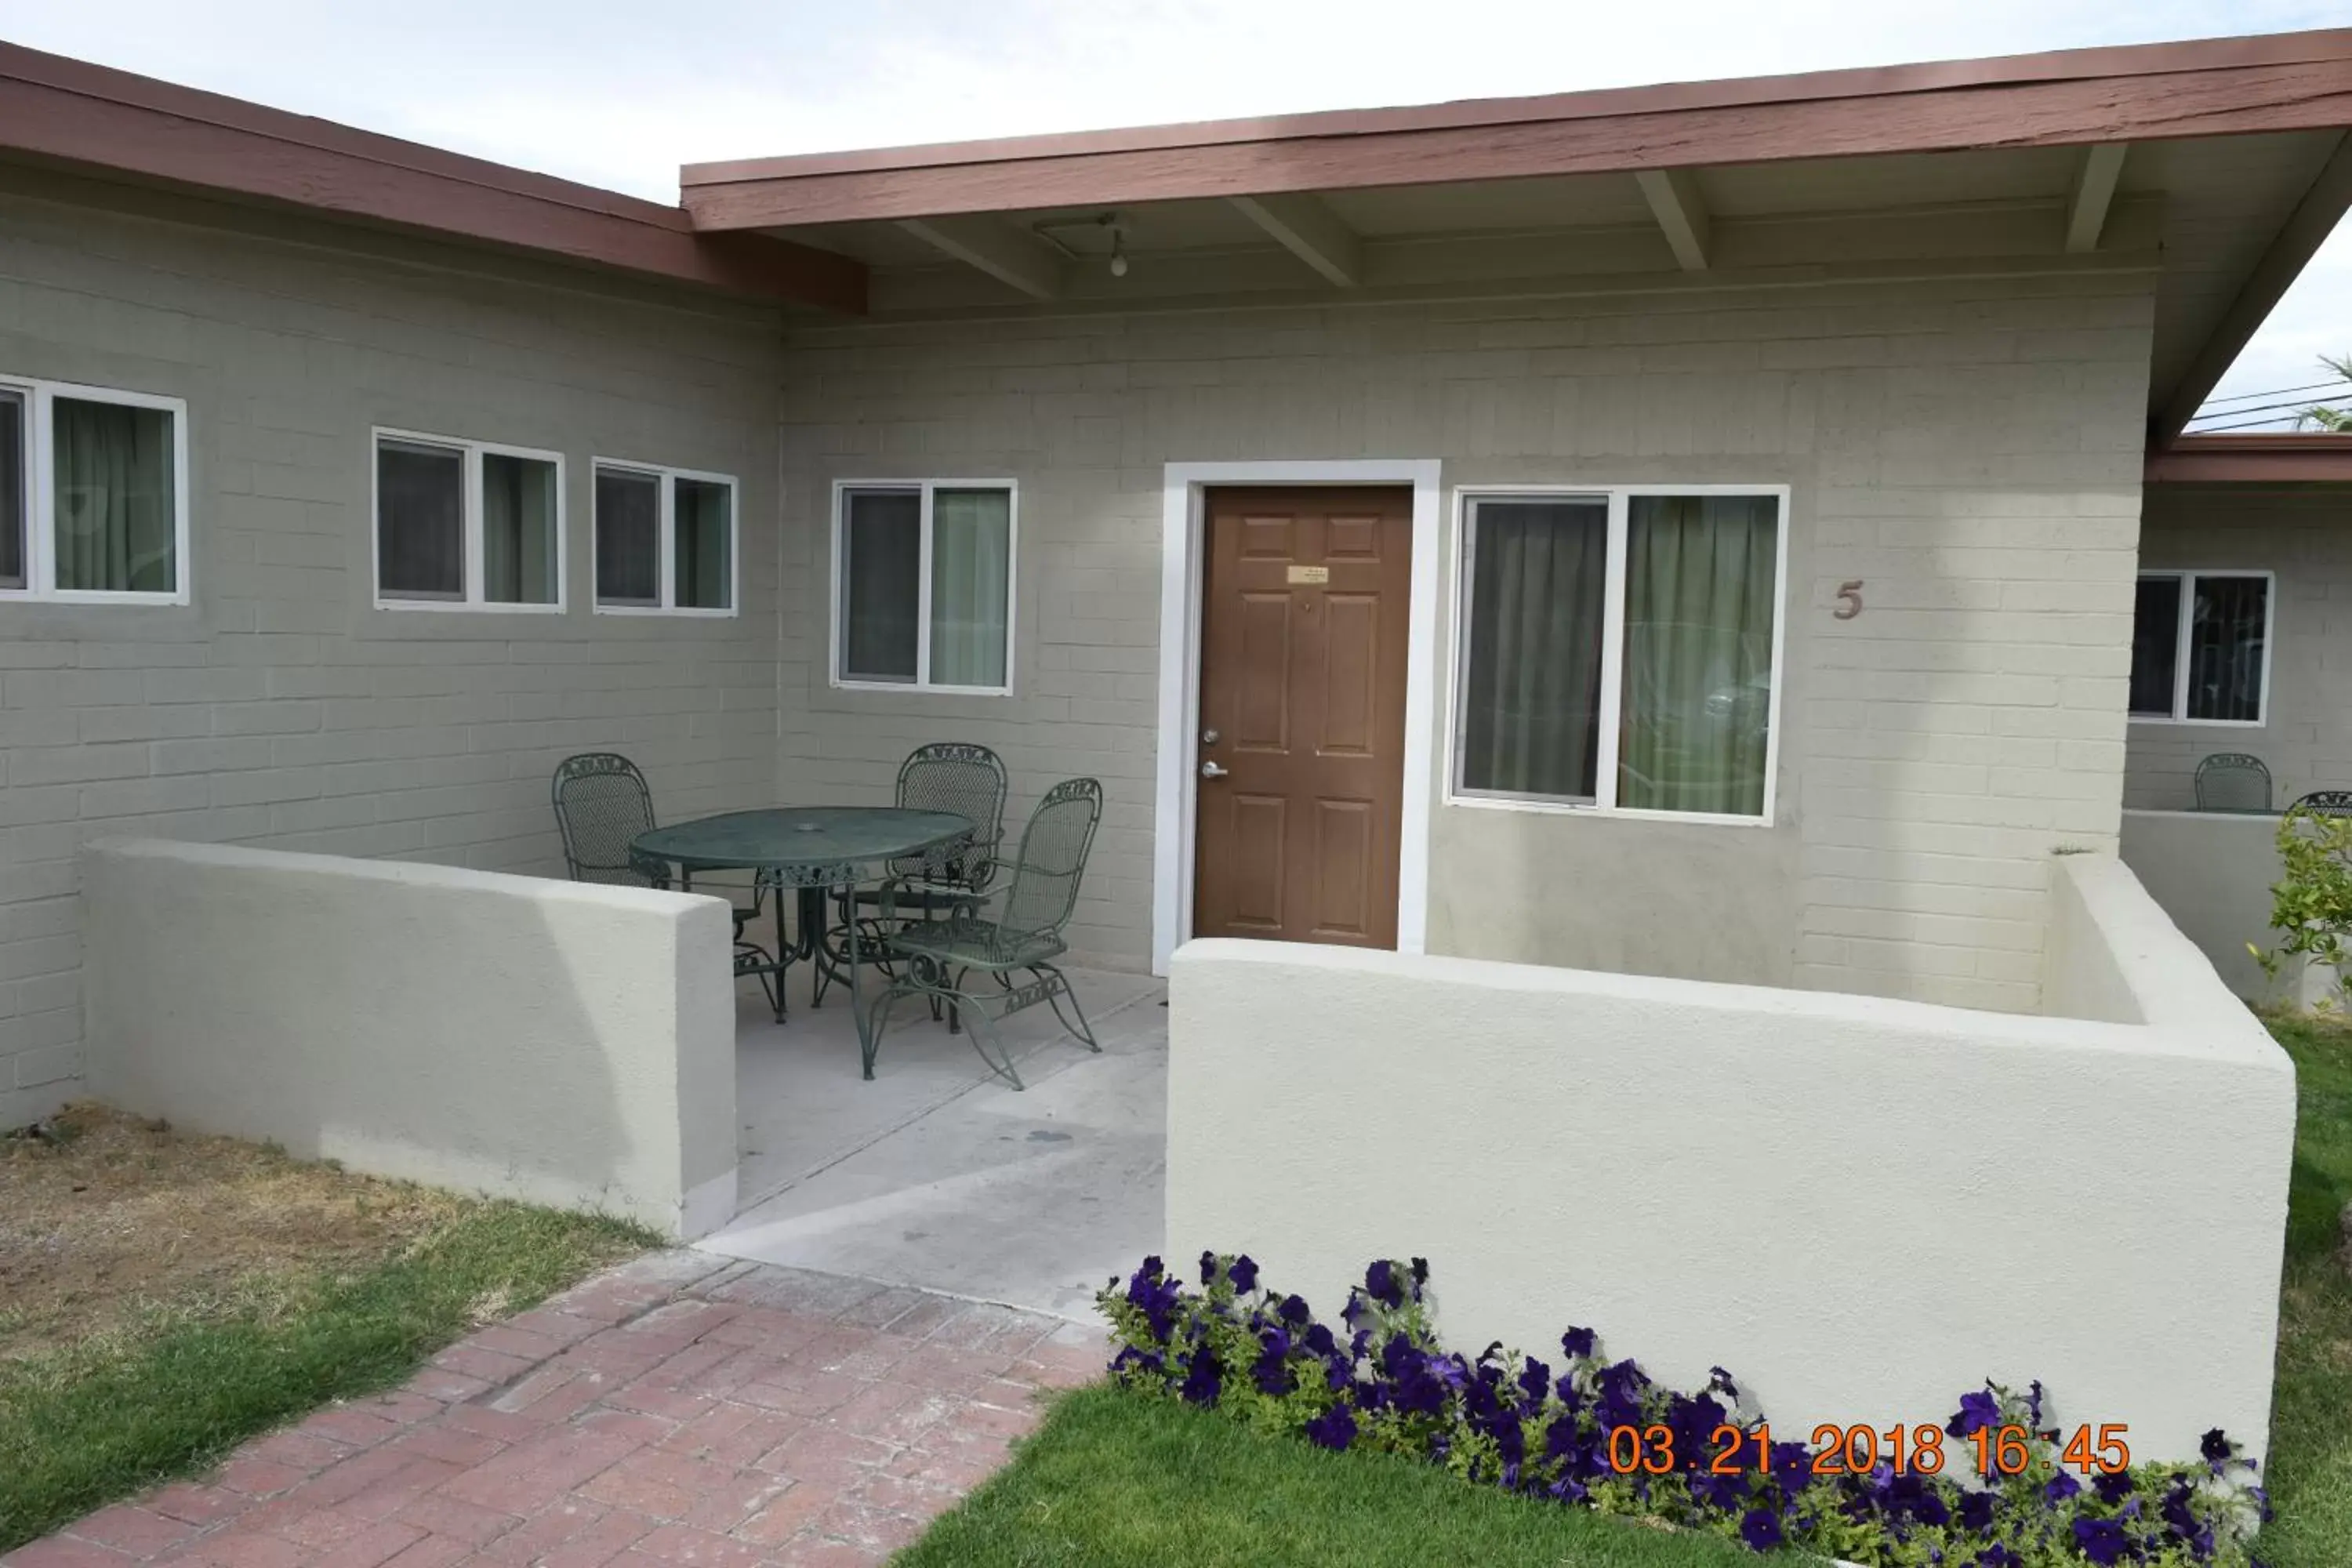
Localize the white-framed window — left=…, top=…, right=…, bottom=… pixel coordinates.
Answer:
left=593, top=461, right=737, bottom=615
left=372, top=428, right=564, bottom=612
left=0, top=375, right=189, bottom=605
left=832, top=479, right=1016, bottom=694
left=2129, top=569, right=2272, bottom=726
left=1449, top=485, right=1788, bottom=825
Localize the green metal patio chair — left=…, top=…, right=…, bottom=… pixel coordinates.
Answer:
left=869, top=776, right=1103, bottom=1089
left=815, top=741, right=1010, bottom=1007
left=2194, top=752, right=2272, bottom=814
left=550, top=752, right=778, bottom=1010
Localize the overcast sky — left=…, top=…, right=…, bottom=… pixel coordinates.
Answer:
left=4, top=0, right=2347, bottom=425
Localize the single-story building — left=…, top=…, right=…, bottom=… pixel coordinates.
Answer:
left=5, top=24, right=2345, bottom=1461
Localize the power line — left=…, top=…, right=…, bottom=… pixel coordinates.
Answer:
left=2181, top=412, right=2349, bottom=434
left=2186, top=390, right=2352, bottom=423
left=2198, top=376, right=2352, bottom=407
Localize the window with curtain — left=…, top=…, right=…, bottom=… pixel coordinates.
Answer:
left=594, top=467, right=660, bottom=606
left=675, top=477, right=732, bottom=612
left=481, top=452, right=558, bottom=605
left=1458, top=498, right=1607, bottom=800
left=0, top=388, right=23, bottom=591
left=593, top=463, right=736, bottom=613
left=837, top=481, right=1014, bottom=691
left=1453, top=488, right=1784, bottom=821
left=0, top=377, right=186, bottom=603
left=2128, top=570, right=2269, bottom=724
left=373, top=431, right=563, bottom=610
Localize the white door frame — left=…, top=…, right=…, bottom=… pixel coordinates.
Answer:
left=1151, top=459, right=1441, bottom=975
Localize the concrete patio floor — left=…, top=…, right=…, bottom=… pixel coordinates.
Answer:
left=706, top=964, right=1167, bottom=1322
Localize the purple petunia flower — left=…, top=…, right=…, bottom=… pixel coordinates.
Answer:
left=2026, top=1380, right=2045, bottom=1428
left=1365, top=1261, right=1405, bottom=1308
left=1770, top=1440, right=1815, bottom=1497
left=2201, top=1428, right=2233, bottom=1473
left=1180, top=1350, right=1221, bottom=1406
left=1956, top=1490, right=1996, bottom=1531
left=1302, top=1322, right=1336, bottom=1357
left=1304, top=1403, right=1357, bottom=1450
left=1517, top=1356, right=1551, bottom=1406
left=1947, top=1388, right=1999, bottom=1439
left=1200, top=1250, right=1219, bottom=1287
left=1561, top=1326, right=1597, bottom=1359
left=2093, top=1470, right=2135, bottom=1505
left=1410, top=1256, right=1430, bottom=1294
left=1278, top=1293, right=1311, bottom=1326
left=2071, top=1517, right=2130, bottom=1566
left=1976, top=1547, right=2018, bottom=1568
left=1740, top=1508, right=1784, bottom=1552
left=2043, top=1470, right=2081, bottom=1506
left=1229, top=1254, right=1259, bottom=1292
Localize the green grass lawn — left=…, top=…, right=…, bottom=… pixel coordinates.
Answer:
left=0, top=1109, right=649, bottom=1552
left=895, top=1384, right=1758, bottom=1568
left=2250, top=1013, right=2352, bottom=1568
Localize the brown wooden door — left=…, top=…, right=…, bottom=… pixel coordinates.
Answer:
left=1192, top=486, right=1412, bottom=948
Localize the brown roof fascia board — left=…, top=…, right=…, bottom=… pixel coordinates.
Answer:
left=0, top=44, right=866, bottom=313
left=681, top=29, right=2352, bottom=230
left=2146, top=434, right=2352, bottom=484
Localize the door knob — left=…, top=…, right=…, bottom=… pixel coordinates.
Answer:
left=1200, top=760, right=1229, bottom=779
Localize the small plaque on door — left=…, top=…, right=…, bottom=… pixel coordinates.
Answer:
left=1287, top=564, right=1330, bottom=585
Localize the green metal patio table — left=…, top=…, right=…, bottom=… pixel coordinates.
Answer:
left=629, top=805, right=974, bottom=1076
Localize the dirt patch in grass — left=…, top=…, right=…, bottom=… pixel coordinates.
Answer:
left=2, top=1103, right=496, bottom=1360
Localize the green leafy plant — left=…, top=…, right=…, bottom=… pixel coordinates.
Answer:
left=2295, top=355, right=2352, bottom=432
left=2255, top=804, right=2352, bottom=1011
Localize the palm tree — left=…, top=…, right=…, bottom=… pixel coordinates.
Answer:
left=2298, top=354, right=2352, bottom=430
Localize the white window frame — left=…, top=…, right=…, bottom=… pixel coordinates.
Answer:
left=2128, top=568, right=2275, bottom=728
left=0, top=374, right=191, bottom=606
left=1445, top=483, right=1791, bottom=828
left=829, top=477, right=1018, bottom=695
left=590, top=459, right=739, bottom=618
left=371, top=426, right=566, bottom=613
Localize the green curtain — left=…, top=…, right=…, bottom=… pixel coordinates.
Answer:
left=675, top=478, right=733, bottom=610
left=483, top=453, right=557, bottom=604
left=1617, top=494, right=1778, bottom=815
left=929, top=488, right=1011, bottom=687
left=54, top=397, right=174, bottom=593
left=1459, top=500, right=1607, bottom=799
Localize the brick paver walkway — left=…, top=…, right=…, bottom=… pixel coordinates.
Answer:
left=4, top=1253, right=1108, bottom=1568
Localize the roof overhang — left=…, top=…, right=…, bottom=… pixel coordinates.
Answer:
left=683, top=29, right=2352, bottom=445
left=0, top=43, right=867, bottom=314
left=682, top=31, right=2352, bottom=226
left=2145, top=434, right=2352, bottom=484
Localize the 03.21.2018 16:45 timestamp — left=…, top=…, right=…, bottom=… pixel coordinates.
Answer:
left=1606, top=1421, right=2131, bottom=1479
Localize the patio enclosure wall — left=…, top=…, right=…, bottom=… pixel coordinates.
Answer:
left=0, top=172, right=787, bottom=1126
left=1165, top=851, right=2295, bottom=1463
left=776, top=263, right=2155, bottom=1011
left=82, top=836, right=739, bottom=1237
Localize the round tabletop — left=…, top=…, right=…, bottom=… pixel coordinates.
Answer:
left=630, top=806, right=973, bottom=886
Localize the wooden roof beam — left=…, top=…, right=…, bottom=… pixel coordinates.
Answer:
left=2063, top=143, right=2129, bottom=253
left=1228, top=192, right=1362, bottom=285
left=896, top=215, right=1066, bottom=299
left=1635, top=168, right=1711, bottom=271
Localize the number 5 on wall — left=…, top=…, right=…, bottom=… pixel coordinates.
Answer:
left=1835, top=579, right=1864, bottom=619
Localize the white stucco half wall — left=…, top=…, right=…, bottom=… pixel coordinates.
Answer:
left=1167, top=855, right=2293, bottom=1463
left=82, top=837, right=737, bottom=1239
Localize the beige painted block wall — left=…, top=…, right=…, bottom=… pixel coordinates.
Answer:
left=0, top=173, right=788, bottom=1125
left=777, top=271, right=2154, bottom=1009
left=2127, top=486, right=2352, bottom=811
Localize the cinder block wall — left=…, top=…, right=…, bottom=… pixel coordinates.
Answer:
left=776, top=272, right=2154, bottom=1008
left=2127, top=486, right=2352, bottom=811
left=0, top=172, right=788, bottom=1126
